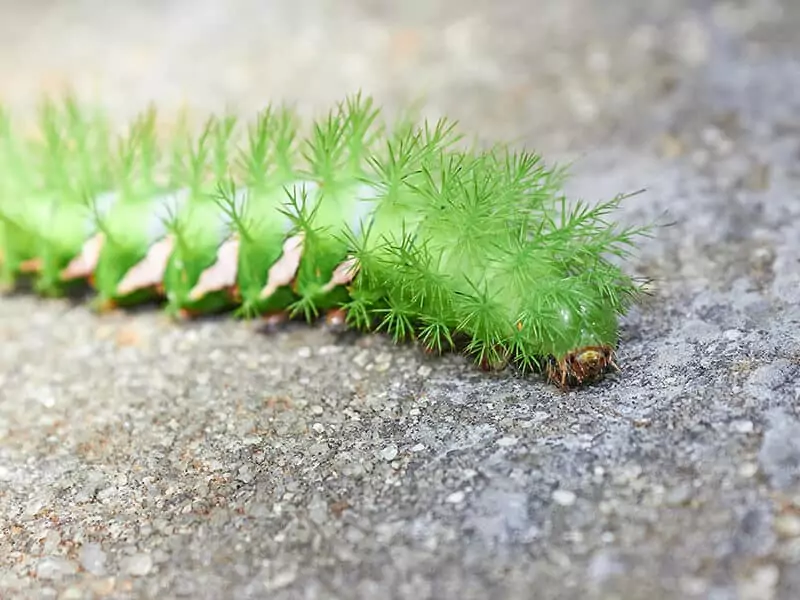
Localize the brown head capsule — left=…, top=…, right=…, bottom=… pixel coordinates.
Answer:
left=545, top=344, right=618, bottom=389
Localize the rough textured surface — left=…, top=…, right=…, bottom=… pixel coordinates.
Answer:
left=1, top=0, right=800, bottom=598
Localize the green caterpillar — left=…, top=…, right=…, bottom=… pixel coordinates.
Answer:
left=0, top=93, right=649, bottom=388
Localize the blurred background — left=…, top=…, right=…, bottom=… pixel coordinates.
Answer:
left=0, top=0, right=795, bottom=157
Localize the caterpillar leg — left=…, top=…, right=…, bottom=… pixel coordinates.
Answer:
left=262, top=311, right=290, bottom=327
left=90, top=296, right=118, bottom=314
left=18, top=257, right=43, bottom=274
left=477, top=349, right=509, bottom=372
left=324, top=307, right=348, bottom=329
left=177, top=308, right=205, bottom=320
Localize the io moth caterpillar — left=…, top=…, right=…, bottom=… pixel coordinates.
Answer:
left=0, top=93, right=649, bottom=388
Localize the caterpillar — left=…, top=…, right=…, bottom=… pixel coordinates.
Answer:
left=0, top=93, right=649, bottom=389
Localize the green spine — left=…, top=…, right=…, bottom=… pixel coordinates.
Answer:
left=0, top=93, right=649, bottom=387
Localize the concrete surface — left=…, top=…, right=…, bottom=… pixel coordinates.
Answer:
left=1, top=0, right=800, bottom=598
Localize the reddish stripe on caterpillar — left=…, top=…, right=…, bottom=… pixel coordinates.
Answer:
left=116, top=235, right=175, bottom=296
left=187, top=235, right=240, bottom=301
left=256, top=234, right=304, bottom=301
left=61, top=233, right=104, bottom=282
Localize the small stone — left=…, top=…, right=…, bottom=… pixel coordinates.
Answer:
left=738, top=564, right=779, bottom=600
left=496, top=436, right=518, bottom=447
left=308, top=497, right=328, bottom=525
left=24, top=498, right=47, bottom=517
left=120, top=552, right=153, bottom=577
left=264, top=567, right=298, bottom=591
left=615, top=463, right=643, bottom=484
left=416, top=365, right=432, bottom=377
left=587, top=550, right=624, bottom=582
left=96, top=487, right=118, bottom=503
left=445, top=490, right=466, bottom=504
left=42, top=530, right=61, bottom=554
left=309, top=442, right=330, bottom=456
left=531, top=411, right=550, bottom=423
left=297, top=347, right=312, bottom=358
left=680, top=576, right=709, bottom=595
left=742, top=162, right=771, bottom=191
left=60, top=587, right=85, bottom=600
left=731, top=419, right=754, bottom=434
left=659, top=133, right=684, bottom=159
left=35, top=556, right=78, bottom=580
left=779, top=537, right=800, bottom=563
left=79, top=543, right=107, bottom=576
left=758, top=412, right=800, bottom=490
left=374, top=352, right=392, bottom=365
left=411, top=443, right=426, bottom=452
left=353, top=351, right=370, bottom=367
left=374, top=353, right=393, bottom=372
left=90, top=577, right=117, bottom=596
left=774, top=514, right=800, bottom=538
left=748, top=362, right=795, bottom=395
left=665, top=484, right=693, bottom=506
left=380, top=444, right=398, bottom=461
left=552, top=489, right=577, bottom=506
left=311, top=422, right=325, bottom=434
left=236, top=464, right=254, bottom=484
left=739, top=462, right=759, bottom=478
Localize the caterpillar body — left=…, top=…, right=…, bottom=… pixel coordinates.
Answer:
left=0, top=94, right=648, bottom=388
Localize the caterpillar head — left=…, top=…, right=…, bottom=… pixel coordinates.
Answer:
left=545, top=344, right=618, bottom=389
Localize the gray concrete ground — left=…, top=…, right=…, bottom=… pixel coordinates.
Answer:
left=1, top=0, right=800, bottom=598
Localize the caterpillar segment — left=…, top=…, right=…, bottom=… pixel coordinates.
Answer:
left=57, top=184, right=361, bottom=319
left=0, top=93, right=649, bottom=388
